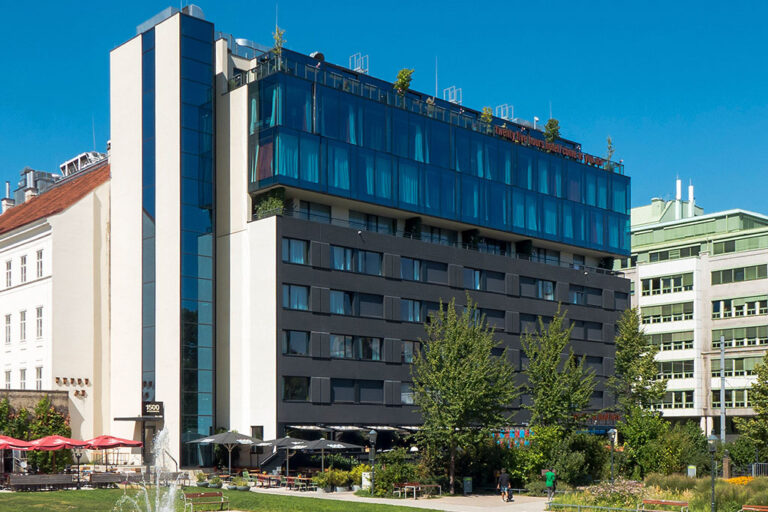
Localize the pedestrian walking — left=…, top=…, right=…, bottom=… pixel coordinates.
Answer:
left=497, top=468, right=513, bottom=502
left=545, top=468, right=556, bottom=501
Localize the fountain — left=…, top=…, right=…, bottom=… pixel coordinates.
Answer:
left=112, top=428, right=183, bottom=512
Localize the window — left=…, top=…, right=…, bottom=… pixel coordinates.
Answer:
left=5, top=260, right=10, bottom=287
left=641, top=273, right=693, bottom=295
left=4, top=370, right=9, bottom=390
left=712, top=265, right=768, bottom=285
left=420, top=225, right=457, bottom=246
left=331, top=335, right=355, bottom=359
left=519, top=277, right=555, bottom=301
left=349, top=210, right=396, bottom=235
left=4, top=315, right=9, bottom=344
left=463, top=268, right=481, bottom=290
left=530, top=247, right=560, bottom=266
left=572, top=254, right=586, bottom=270
left=20, top=256, right=26, bottom=283
left=401, top=257, right=447, bottom=284
left=401, top=299, right=422, bottom=323
left=19, top=369, right=26, bottom=390
left=657, top=360, right=694, bottom=379
left=641, top=302, right=693, bottom=324
left=712, top=389, right=750, bottom=409
left=281, top=238, right=308, bottom=265
left=401, top=383, right=414, bottom=405
left=297, top=201, right=331, bottom=223
left=19, top=310, right=26, bottom=342
left=330, top=246, right=382, bottom=276
left=712, top=326, right=768, bottom=349
left=282, top=330, right=310, bottom=356
left=712, top=357, right=762, bottom=377
left=282, top=376, right=310, bottom=401
left=358, top=380, right=383, bottom=403
left=36, top=250, right=43, bottom=278
left=358, top=337, right=381, bottom=361
left=36, top=307, right=42, bottom=339
left=282, top=284, right=309, bottom=310
left=330, top=291, right=353, bottom=315
left=649, top=245, right=699, bottom=262
left=657, top=390, right=694, bottom=409
left=331, top=379, right=356, bottom=402
left=402, top=341, right=418, bottom=363
left=35, top=367, right=42, bottom=390
left=646, top=331, right=694, bottom=351
left=330, top=290, right=383, bottom=318
left=712, top=296, right=768, bottom=319
left=569, top=285, right=602, bottom=306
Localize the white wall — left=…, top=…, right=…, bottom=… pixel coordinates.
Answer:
left=109, top=35, right=144, bottom=448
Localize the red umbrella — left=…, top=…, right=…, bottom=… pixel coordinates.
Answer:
left=0, top=435, right=31, bottom=450
left=27, top=435, right=88, bottom=451
left=85, top=435, right=143, bottom=450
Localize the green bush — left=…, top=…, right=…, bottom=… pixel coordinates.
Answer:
left=525, top=479, right=548, bottom=496
left=373, top=449, right=418, bottom=496
left=195, top=472, right=206, bottom=482
left=350, top=464, right=371, bottom=486
left=553, top=432, right=607, bottom=486
left=644, top=473, right=697, bottom=492
left=327, top=468, right=351, bottom=488
left=313, top=470, right=331, bottom=489
left=254, top=188, right=285, bottom=219
left=690, top=478, right=768, bottom=511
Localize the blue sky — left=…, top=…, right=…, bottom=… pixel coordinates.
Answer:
left=1, top=1, right=766, bottom=212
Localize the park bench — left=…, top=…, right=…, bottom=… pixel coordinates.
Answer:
left=9, top=474, right=74, bottom=491
left=642, top=499, right=689, bottom=512
left=90, top=472, right=124, bottom=488
left=183, top=491, right=230, bottom=511
left=742, top=507, right=768, bottom=512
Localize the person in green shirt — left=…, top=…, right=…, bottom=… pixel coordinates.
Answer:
left=544, top=469, right=556, bottom=500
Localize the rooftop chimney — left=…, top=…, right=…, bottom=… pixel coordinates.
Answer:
left=1, top=181, right=14, bottom=213
left=675, top=178, right=682, bottom=220
left=688, top=183, right=694, bottom=218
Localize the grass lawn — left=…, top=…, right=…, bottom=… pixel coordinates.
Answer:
left=0, top=487, right=440, bottom=512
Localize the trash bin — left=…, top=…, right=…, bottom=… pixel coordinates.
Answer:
left=463, top=476, right=472, bottom=495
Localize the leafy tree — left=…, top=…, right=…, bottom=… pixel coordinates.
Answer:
left=26, top=396, right=72, bottom=473
left=521, top=307, right=595, bottom=430
left=412, top=296, right=518, bottom=494
left=544, top=119, right=560, bottom=143
left=610, top=308, right=666, bottom=412
left=735, top=352, right=768, bottom=451
left=480, top=107, right=493, bottom=124
left=393, top=69, right=414, bottom=97
left=619, top=405, right=668, bottom=478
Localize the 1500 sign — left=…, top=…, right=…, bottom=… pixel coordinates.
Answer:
left=142, top=401, right=163, bottom=417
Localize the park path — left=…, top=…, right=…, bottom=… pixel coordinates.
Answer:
left=248, top=486, right=549, bottom=512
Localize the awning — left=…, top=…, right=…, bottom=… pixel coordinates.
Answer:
left=114, top=416, right=164, bottom=422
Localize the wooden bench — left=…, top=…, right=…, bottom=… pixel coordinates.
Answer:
left=642, top=499, right=689, bottom=512
left=183, top=491, right=230, bottom=511
left=742, top=507, right=768, bottom=512
left=9, top=474, right=75, bottom=491
left=90, top=472, right=124, bottom=488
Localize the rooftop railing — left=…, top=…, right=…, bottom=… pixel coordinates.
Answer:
left=255, top=207, right=623, bottom=277
left=223, top=47, right=624, bottom=175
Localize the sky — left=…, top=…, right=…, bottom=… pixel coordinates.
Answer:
left=1, top=0, right=767, bottom=212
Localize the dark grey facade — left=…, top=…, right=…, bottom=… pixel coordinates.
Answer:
left=272, top=214, right=629, bottom=432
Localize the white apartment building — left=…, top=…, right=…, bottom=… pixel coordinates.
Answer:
left=621, top=180, right=768, bottom=438
left=0, top=160, right=110, bottom=443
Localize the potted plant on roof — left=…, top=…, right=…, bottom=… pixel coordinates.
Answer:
left=393, top=68, right=414, bottom=108
left=272, top=25, right=286, bottom=71
left=480, top=106, right=493, bottom=134
left=604, top=136, right=616, bottom=171
left=544, top=118, right=560, bottom=145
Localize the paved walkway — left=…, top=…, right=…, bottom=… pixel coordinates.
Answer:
left=249, top=487, right=549, bottom=512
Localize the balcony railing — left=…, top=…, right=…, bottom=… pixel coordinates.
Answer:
left=254, top=207, right=623, bottom=277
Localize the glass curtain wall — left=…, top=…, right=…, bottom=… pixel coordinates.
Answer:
left=179, top=15, right=215, bottom=467
left=248, top=72, right=630, bottom=255
left=141, top=29, right=156, bottom=404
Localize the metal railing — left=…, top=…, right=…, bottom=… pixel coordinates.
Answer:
left=254, top=207, right=623, bottom=277
left=223, top=47, right=624, bottom=175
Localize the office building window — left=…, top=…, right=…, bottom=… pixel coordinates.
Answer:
left=4, top=370, right=9, bottom=389
left=569, top=285, right=602, bottom=306
left=463, top=268, right=481, bottom=290
left=712, top=389, right=750, bottom=409
left=657, top=390, right=694, bottom=409
left=331, top=379, right=356, bottom=402
left=36, top=307, right=43, bottom=339
left=349, top=210, right=396, bottom=235
left=713, top=326, right=768, bottom=349
left=647, top=331, right=694, bottom=351
left=642, top=273, right=693, bottom=295
left=358, top=337, right=381, bottom=361
left=281, top=238, right=308, bottom=265
left=403, top=341, right=419, bottom=363
left=36, top=250, right=43, bottom=278
left=420, top=225, right=457, bottom=246
left=19, top=310, right=26, bottom=342
left=330, top=290, right=383, bottom=318
left=331, top=335, right=355, bottom=359
left=282, top=376, right=310, bottom=401
left=641, top=302, right=694, bottom=324
left=519, top=277, right=555, bottom=301
left=35, top=367, right=42, bottom=390
left=359, top=380, right=384, bottom=403
left=5, top=260, right=10, bottom=287
left=657, top=360, right=694, bottom=379
left=649, top=245, right=699, bottom=262
left=282, top=284, right=309, bottom=310
left=330, top=246, right=382, bottom=276
left=463, top=267, right=505, bottom=292
left=282, top=330, right=310, bottom=356
left=712, top=264, right=768, bottom=285
left=711, top=357, right=762, bottom=377
left=530, top=247, right=560, bottom=266
left=401, top=257, right=450, bottom=284
left=401, top=382, right=414, bottom=405
left=19, top=369, right=26, bottom=390
left=297, top=201, right=331, bottom=223
left=712, top=297, right=768, bottom=319
left=4, top=314, right=9, bottom=344
left=20, top=256, right=26, bottom=283
left=401, top=299, right=422, bottom=323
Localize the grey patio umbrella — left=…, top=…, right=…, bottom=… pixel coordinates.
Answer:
left=187, top=431, right=263, bottom=475
left=255, top=436, right=309, bottom=476
left=300, top=438, right=363, bottom=471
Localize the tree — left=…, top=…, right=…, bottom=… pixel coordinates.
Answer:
left=272, top=25, right=286, bottom=57
left=393, top=68, right=414, bottom=97
left=544, top=119, right=560, bottom=143
left=480, top=107, right=493, bottom=124
left=605, top=136, right=616, bottom=171
left=27, top=396, right=72, bottom=473
left=412, top=296, right=518, bottom=494
left=609, top=308, right=666, bottom=412
left=735, top=352, right=768, bottom=451
left=521, top=307, right=595, bottom=430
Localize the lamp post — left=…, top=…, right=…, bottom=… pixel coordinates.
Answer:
left=368, top=429, right=378, bottom=494
left=73, top=448, right=83, bottom=490
left=708, top=434, right=717, bottom=512
left=608, top=429, right=617, bottom=485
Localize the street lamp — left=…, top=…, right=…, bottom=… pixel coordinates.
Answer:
left=73, top=447, right=83, bottom=490
left=368, top=429, right=378, bottom=494
left=608, top=429, right=617, bottom=485
left=708, top=434, right=718, bottom=512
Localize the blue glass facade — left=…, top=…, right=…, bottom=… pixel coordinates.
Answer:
left=179, top=15, right=215, bottom=466
left=247, top=52, right=630, bottom=255
left=141, top=29, right=156, bottom=403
